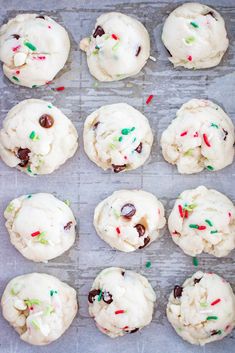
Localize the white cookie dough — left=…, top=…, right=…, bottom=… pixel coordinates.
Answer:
left=0, top=14, right=70, bottom=87
left=94, top=189, right=166, bottom=252
left=80, top=12, right=150, bottom=81
left=167, top=271, right=235, bottom=345
left=162, top=3, right=229, bottom=69
left=0, top=99, right=78, bottom=176
left=168, top=186, right=235, bottom=257
left=1, top=273, right=77, bottom=345
left=4, top=193, right=76, bottom=262
left=83, top=103, right=153, bottom=172
left=88, top=267, right=156, bottom=338
left=161, top=99, right=234, bottom=174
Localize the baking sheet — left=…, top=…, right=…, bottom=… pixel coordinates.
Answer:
left=0, top=0, right=234, bottom=352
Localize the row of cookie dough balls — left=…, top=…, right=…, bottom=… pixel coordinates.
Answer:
left=0, top=98, right=234, bottom=175
left=3, top=186, right=235, bottom=263
left=0, top=3, right=229, bottom=87
left=1, top=268, right=235, bottom=346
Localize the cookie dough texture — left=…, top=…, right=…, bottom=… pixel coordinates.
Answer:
left=168, top=186, right=235, bottom=257
left=88, top=267, right=156, bottom=337
left=80, top=12, right=150, bottom=81
left=162, top=3, right=229, bottom=69
left=167, top=271, right=235, bottom=345
left=1, top=273, right=77, bottom=345
left=0, top=99, right=78, bottom=176
left=0, top=14, right=70, bottom=87
left=83, top=103, right=153, bottom=173
left=4, top=193, right=76, bottom=262
left=161, top=99, right=234, bottom=174
left=94, top=189, right=166, bottom=251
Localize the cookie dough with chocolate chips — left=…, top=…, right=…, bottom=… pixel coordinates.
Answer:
left=88, top=267, right=156, bottom=338
left=0, top=14, right=70, bottom=87
left=0, top=99, right=78, bottom=176
left=83, top=103, right=153, bottom=173
left=1, top=273, right=78, bottom=345
left=167, top=271, right=235, bottom=345
left=4, top=193, right=76, bottom=262
left=80, top=12, right=150, bottom=81
left=94, top=189, right=166, bottom=251
left=162, top=3, right=229, bottom=69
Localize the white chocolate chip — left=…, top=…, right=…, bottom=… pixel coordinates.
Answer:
left=14, top=52, right=27, bottom=66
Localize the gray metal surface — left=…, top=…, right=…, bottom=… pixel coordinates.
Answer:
left=0, top=0, right=234, bottom=352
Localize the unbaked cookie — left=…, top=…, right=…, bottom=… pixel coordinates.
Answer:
left=0, top=14, right=70, bottom=87
left=83, top=103, right=153, bottom=173
left=88, top=267, right=156, bottom=338
left=94, top=189, right=166, bottom=251
left=168, top=186, right=235, bottom=257
left=0, top=99, right=78, bottom=176
left=162, top=3, right=229, bottom=69
left=1, top=273, right=77, bottom=345
left=167, top=271, right=235, bottom=345
left=161, top=99, right=234, bottom=174
left=4, top=193, right=76, bottom=262
left=80, top=12, right=150, bottom=81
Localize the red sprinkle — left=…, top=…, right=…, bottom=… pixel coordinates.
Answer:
left=48, top=25, right=52, bottom=29
left=124, top=156, right=127, bottom=160
left=184, top=210, right=188, bottom=218
left=198, top=225, right=206, bottom=230
left=38, top=56, right=46, bottom=60
left=203, top=133, right=211, bottom=147
left=46, top=80, right=53, bottom=85
left=178, top=205, right=184, bottom=218
left=172, top=231, right=179, bottom=236
left=55, top=86, right=65, bottom=91
left=187, top=55, right=192, bottom=61
left=146, top=95, right=153, bottom=105
left=15, top=70, right=20, bottom=75
left=31, top=231, right=41, bottom=237
left=180, top=131, right=188, bottom=137
left=211, top=299, right=221, bottom=306
left=228, top=212, right=231, bottom=217
left=194, top=132, right=199, bottom=137
left=115, top=310, right=125, bottom=315
left=116, top=227, right=121, bottom=235
left=12, top=45, right=21, bottom=52
left=112, top=34, right=118, bottom=40
left=122, top=326, right=129, bottom=330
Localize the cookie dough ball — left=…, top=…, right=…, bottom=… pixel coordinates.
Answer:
left=167, top=271, right=235, bottom=345
left=83, top=103, right=153, bottom=173
left=0, top=99, right=78, bottom=176
left=4, top=193, right=76, bottom=262
left=88, top=267, right=156, bottom=337
left=168, top=186, right=235, bottom=257
left=80, top=12, right=150, bottom=81
left=0, top=14, right=70, bottom=87
left=162, top=3, right=229, bottom=69
left=1, top=273, right=77, bottom=345
left=94, top=190, right=166, bottom=251
left=161, top=99, right=234, bottom=174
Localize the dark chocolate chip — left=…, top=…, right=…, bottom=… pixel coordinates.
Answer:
left=112, top=164, right=126, bottom=173
left=64, top=221, right=73, bottom=230
left=174, top=285, right=183, bottom=299
left=139, top=236, right=150, bottom=249
left=39, top=114, right=54, bottom=128
left=135, top=224, right=145, bottom=237
left=12, top=34, right=20, bottom=40
left=36, top=15, right=45, bottom=19
left=194, top=278, right=202, bottom=284
left=135, top=142, right=142, bottom=153
left=121, top=271, right=125, bottom=276
left=88, top=289, right=100, bottom=303
left=204, top=11, right=217, bottom=20
left=93, top=26, right=105, bottom=38
left=222, top=128, right=228, bottom=141
left=121, top=203, right=136, bottom=219
left=211, top=330, right=220, bottom=336
left=129, top=328, right=139, bottom=334
left=135, top=46, right=141, bottom=57
left=17, top=148, right=31, bottom=167
left=93, top=121, right=100, bottom=130
left=102, top=291, right=113, bottom=304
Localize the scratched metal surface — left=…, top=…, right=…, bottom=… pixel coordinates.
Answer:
left=0, top=0, right=234, bottom=352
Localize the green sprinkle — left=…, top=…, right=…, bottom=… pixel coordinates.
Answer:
left=97, top=289, right=103, bottom=302
left=92, top=49, right=99, bottom=55
left=190, top=21, right=199, bottom=28
left=217, top=330, right=222, bottom=335
left=145, top=261, right=151, bottom=268
left=185, top=36, right=195, bottom=44
left=184, top=148, right=194, bottom=156
left=6, top=203, right=14, bottom=212
left=27, top=166, right=32, bottom=173
left=121, top=127, right=135, bottom=135
left=193, top=257, right=198, bottom=267
left=109, top=143, right=116, bottom=150
left=32, top=85, right=37, bottom=88
left=132, top=137, right=137, bottom=143
left=118, top=136, right=123, bottom=142
left=29, top=131, right=36, bottom=140
left=31, top=320, right=40, bottom=330
left=104, top=34, right=110, bottom=40
left=184, top=203, right=197, bottom=211
left=10, top=287, right=19, bottom=296
left=27, top=195, right=32, bottom=198
left=64, top=199, right=71, bottom=206
left=206, top=165, right=214, bottom=171
left=39, top=238, right=48, bottom=244
left=207, top=316, right=218, bottom=321
left=205, top=219, right=213, bottom=227
left=210, top=230, right=218, bottom=234
left=189, top=224, right=198, bottom=229
left=112, top=42, right=120, bottom=51
left=44, top=305, right=54, bottom=316
left=50, top=290, right=58, bottom=297
left=200, top=302, right=208, bottom=308
left=48, top=105, right=52, bottom=109
left=211, top=123, right=219, bottom=128
left=113, top=209, right=120, bottom=219
left=95, top=45, right=100, bottom=50
left=24, top=42, right=37, bottom=51
left=12, top=76, right=19, bottom=82
left=24, top=299, right=40, bottom=307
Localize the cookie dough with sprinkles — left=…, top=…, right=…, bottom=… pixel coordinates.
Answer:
left=167, top=271, right=235, bottom=345
left=80, top=12, right=150, bottom=81
left=162, top=3, right=229, bottom=69
left=161, top=99, right=234, bottom=174
left=88, top=267, right=156, bottom=338
left=168, top=186, right=235, bottom=257
left=1, top=273, right=77, bottom=345
left=0, top=14, right=70, bottom=87
left=0, top=99, right=78, bottom=176
left=83, top=103, right=153, bottom=173
left=94, top=189, right=166, bottom=251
